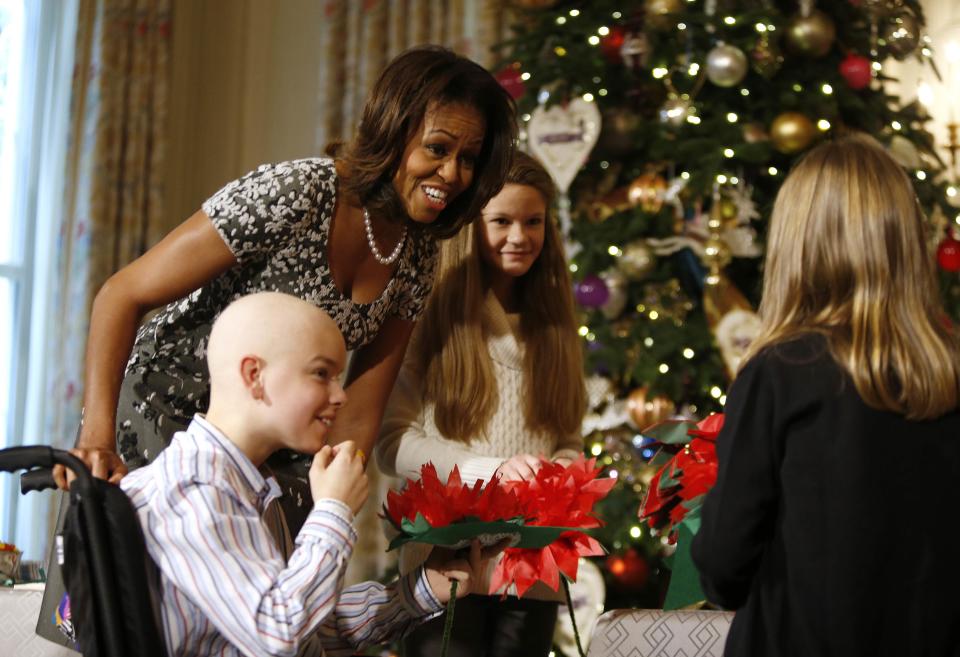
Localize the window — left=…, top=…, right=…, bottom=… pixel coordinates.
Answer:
left=0, top=0, right=29, bottom=466
left=0, top=0, right=77, bottom=557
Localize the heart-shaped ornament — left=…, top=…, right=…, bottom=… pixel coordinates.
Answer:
left=527, top=98, right=602, bottom=194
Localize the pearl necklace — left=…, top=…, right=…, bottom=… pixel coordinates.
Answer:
left=363, top=207, right=406, bottom=266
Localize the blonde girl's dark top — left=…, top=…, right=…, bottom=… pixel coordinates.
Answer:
left=692, top=333, right=960, bottom=657
left=116, top=158, right=438, bottom=468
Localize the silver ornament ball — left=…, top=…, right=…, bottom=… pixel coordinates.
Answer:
left=600, top=269, right=629, bottom=320
left=706, top=43, right=748, bottom=88
left=882, top=12, right=920, bottom=60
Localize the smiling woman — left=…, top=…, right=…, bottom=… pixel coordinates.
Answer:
left=391, top=102, right=486, bottom=224
left=50, top=46, right=517, bottom=544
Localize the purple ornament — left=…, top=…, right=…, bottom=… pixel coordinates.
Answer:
left=575, top=274, right=610, bottom=308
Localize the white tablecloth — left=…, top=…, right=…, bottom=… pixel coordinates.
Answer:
left=0, top=586, right=79, bottom=657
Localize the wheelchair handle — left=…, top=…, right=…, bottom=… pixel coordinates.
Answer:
left=0, top=446, right=93, bottom=492
left=0, top=446, right=57, bottom=472
left=20, top=468, right=58, bottom=494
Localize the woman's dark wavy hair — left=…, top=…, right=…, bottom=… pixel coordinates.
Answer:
left=330, top=45, right=517, bottom=239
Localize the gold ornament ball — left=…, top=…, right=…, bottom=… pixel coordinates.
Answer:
left=617, top=240, right=657, bottom=280
left=703, top=235, right=732, bottom=270
left=645, top=0, right=684, bottom=29
left=627, top=387, right=676, bottom=430
left=784, top=10, right=836, bottom=58
left=719, top=198, right=738, bottom=222
left=770, top=111, right=817, bottom=154
left=628, top=173, right=667, bottom=214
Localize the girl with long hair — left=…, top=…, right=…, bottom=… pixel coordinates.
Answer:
left=376, top=151, right=587, bottom=657
left=692, top=134, right=960, bottom=657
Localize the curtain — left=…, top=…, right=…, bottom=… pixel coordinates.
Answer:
left=317, top=0, right=517, bottom=584
left=317, top=0, right=517, bottom=147
left=44, top=0, right=172, bottom=451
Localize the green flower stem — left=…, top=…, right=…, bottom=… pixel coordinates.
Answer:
left=440, top=579, right=459, bottom=657
left=563, top=575, right=586, bottom=657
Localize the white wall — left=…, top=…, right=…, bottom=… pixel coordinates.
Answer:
left=887, top=0, right=960, bottom=173
left=165, top=0, right=324, bottom=229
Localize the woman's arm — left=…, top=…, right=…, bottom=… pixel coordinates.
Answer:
left=54, top=210, right=237, bottom=488
left=327, top=315, right=417, bottom=463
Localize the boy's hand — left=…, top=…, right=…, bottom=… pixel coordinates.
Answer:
left=424, top=539, right=510, bottom=602
left=495, top=453, right=542, bottom=481
left=309, top=441, right=368, bottom=515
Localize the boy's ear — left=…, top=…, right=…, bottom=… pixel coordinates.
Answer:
left=239, top=355, right=265, bottom=400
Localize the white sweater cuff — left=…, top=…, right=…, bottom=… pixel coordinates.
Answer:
left=455, top=455, right=505, bottom=485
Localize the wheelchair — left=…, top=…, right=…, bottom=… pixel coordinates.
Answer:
left=0, top=446, right=167, bottom=657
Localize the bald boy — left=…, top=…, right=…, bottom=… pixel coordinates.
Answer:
left=120, top=292, right=485, bottom=657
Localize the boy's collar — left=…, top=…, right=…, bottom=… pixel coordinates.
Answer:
left=190, top=414, right=280, bottom=507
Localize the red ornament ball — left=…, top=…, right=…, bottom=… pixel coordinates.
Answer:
left=495, top=65, right=525, bottom=100
left=606, top=548, right=649, bottom=589
left=600, top=25, right=626, bottom=64
left=937, top=235, right=960, bottom=272
left=839, top=53, right=872, bottom=90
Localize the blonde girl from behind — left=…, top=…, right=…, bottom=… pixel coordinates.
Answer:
left=691, top=134, right=960, bottom=657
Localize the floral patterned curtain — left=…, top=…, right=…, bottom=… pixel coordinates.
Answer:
left=44, top=0, right=172, bottom=453
left=317, top=0, right=516, bottom=146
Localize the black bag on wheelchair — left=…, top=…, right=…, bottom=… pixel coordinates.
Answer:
left=0, top=446, right=167, bottom=657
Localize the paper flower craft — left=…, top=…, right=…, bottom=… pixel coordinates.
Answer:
left=639, top=413, right=724, bottom=539
left=383, top=457, right=614, bottom=597
left=637, top=413, right=724, bottom=610
left=383, top=457, right=614, bottom=657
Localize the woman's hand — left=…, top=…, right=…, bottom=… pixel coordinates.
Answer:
left=495, top=453, right=542, bottom=481
left=52, top=446, right=127, bottom=490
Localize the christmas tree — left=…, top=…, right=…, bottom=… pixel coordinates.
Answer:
left=495, top=0, right=960, bottom=611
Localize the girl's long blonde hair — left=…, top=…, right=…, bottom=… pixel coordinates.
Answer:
left=746, top=133, right=959, bottom=419
left=415, top=151, right=587, bottom=441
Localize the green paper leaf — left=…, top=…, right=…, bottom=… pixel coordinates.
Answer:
left=387, top=516, right=581, bottom=552
left=643, top=420, right=697, bottom=445
left=663, top=522, right=707, bottom=610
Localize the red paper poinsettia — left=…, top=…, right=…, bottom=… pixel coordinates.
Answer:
left=492, top=457, right=614, bottom=597
left=383, top=457, right=614, bottom=599
left=639, top=413, right=724, bottom=539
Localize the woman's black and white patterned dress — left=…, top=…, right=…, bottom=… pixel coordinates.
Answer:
left=115, top=158, right=438, bottom=472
